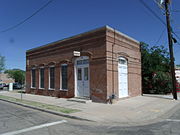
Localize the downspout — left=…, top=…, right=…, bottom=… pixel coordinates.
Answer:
left=111, top=28, right=115, bottom=97
left=140, top=42, right=143, bottom=96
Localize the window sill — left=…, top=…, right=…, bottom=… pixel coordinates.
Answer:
left=39, top=88, right=45, bottom=90
left=31, top=87, right=36, bottom=89
left=60, top=89, right=68, bottom=91
left=48, top=88, right=55, bottom=90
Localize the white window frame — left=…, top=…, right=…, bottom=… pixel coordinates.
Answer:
left=49, top=65, right=55, bottom=90
left=60, top=64, right=68, bottom=91
left=39, top=67, right=45, bottom=89
left=31, top=68, right=36, bottom=89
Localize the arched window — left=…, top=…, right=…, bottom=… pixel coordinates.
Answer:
left=118, top=57, right=127, bottom=65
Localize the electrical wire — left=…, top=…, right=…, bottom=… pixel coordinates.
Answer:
left=172, top=32, right=180, bottom=45
left=140, top=0, right=166, bottom=45
left=155, top=28, right=166, bottom=45
left=171, top=10, right=180, bottom=13
left=139, top=0, right=166, bottom=25
left=168, top=2, right=180, bottom=45
left=153, top=1, right=167, bottom=46
left=139, top=0, right=180, bottom=45
left=153, top=0, right=166, bottom=15
left=0, top=0, right=54, bottom=33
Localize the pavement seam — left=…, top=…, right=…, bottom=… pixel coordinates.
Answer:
left=0, top=98, right=94, bottom=122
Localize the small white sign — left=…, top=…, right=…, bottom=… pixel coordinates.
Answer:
left=9, top=83, right=13, bottom=91
left=73, top=51, right=80, bottom=56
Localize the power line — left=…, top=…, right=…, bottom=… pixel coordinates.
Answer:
left=0, top=0, right=54, bottom=33
left=172, top=32, right=180, bottom=45
left=139, top=0, right=180, bottom=45
left=153, top=0, right=166, bottom=16
left=168, top=2, right=180, bottom=45
left=139, top=0, right=166, bottom=25
left=171, top=10, right=180, bottom=13
left=155, top=28, right=166, bottom=45
left=139, top=0, right=167, bottom=45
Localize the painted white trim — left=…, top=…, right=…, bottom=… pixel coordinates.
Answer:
left=39, top=68, right=41, bottom=89
left=48, top=66, right=55, bottom=90
left=74, top=56, right=90, bottom=97
left=60, top=89, right=68, bottom=91
left=60, top=66, right=61, bottom=90
left=49, top=65, right=55, bottom=67
left=48, top=88, right=55, bottom=90
left=118, top=57, right=128, bottom=98
left=1, top=120, right=67, bottom=135
left=61, top=63, right=67, bottom=66
left=74, top=63, right=77, bottom=97
left=48, top=67, right=50, bottom=90
left=39, top=67, right=45, bottom=89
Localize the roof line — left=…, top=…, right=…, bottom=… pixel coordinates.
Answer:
left=27, top=25, right=139, bottom=52
left=26, top=26, right=107, bottom=52
left=106, top=26, right=139, bottom=44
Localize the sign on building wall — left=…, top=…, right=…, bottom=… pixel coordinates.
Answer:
left=73, top=51, right=80, bottom=57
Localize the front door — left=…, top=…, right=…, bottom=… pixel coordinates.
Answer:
left=118, top=57, right=128, bottom=98
left=76, top=57, right=90, bottom=97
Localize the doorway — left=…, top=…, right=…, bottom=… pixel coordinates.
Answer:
left=75, top=56, right=90, bottom=97
left=118, top=57, right=128, bottom=98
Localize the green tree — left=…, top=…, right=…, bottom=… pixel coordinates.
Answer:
left=141, top=42, right=172, bottom=94
left=5, top=69, right=25, bottom=85
left=0, top=54, right=5, bottom=73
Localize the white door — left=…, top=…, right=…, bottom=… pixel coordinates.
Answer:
left=76, top=57, right=90, bottom=97
left=77, top=67, right=84, bottom=97
left=118, top=57, right=128, bottom=98
left=83, top=67, right=89, bottom=97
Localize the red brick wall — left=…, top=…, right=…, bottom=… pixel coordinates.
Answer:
left=26, top=26, right=142, bottom=103
left=26, top=27, right=107, bottom=102
left=106, top=28, right=142, bottom=99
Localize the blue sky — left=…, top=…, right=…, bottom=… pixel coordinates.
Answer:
left=0, top=0, right=180, bottom=70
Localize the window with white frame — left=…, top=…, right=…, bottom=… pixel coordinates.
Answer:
left=31, top=69, right=36, bottom=88
left=61, top=64, right=68, bottom=90
left=49, top=66, right=55, bottom=89
left=39, top=68, right=45, bottom=89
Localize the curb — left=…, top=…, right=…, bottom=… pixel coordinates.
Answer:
left=0, top=98, right=93, bottom=122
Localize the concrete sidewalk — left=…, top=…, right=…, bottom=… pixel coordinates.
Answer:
left=0, top=91, right=180, bottom=126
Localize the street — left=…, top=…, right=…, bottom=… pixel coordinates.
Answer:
left=0, top=100, right=180, bottom=135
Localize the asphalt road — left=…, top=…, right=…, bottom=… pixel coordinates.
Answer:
left=0, top=100, right=180, bottom=135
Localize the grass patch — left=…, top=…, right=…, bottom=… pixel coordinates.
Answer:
left=0, top=95, right=80, bottom=114
left=10, top=90, right=26, bottom=94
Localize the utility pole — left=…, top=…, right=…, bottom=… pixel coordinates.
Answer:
left=164, top=0, right=177, bottom=100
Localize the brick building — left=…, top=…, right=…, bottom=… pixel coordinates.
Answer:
left=0, top=73, right=15, bottom=84
left=26, top=26, right=142, bottom=103
left=175, top=67, right=180, bottom=83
